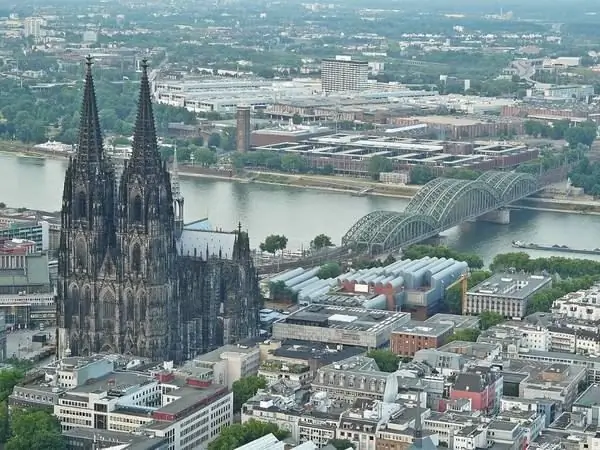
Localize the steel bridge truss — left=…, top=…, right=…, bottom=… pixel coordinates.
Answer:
left=342, top=171, right=539, bottom=254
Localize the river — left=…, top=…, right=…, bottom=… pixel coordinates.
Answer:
left=2, top=153, right=600, bottom=265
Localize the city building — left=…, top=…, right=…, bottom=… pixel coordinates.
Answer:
left=477, top=321, right=551, bottom=353
left=11, top=354, right=232, bottom=450
left=253, top=134, right=539, bottom=176
left=0, top=220, right=50, bottom=252
left=272, top=305, right=411, bottom=348
left=511, top=361, right=586, bottom=409
left=572, top=384, right=600, bottom=428
left=178, top=343, right=260, bottom=389
left=552, top=284, right=600, bottom=320
left=236, top=105, right=251, bottom=153
left=63, top=428, right=168, bottom=450
left=56, top=58, right=260, bottom=362
left=310, top=355, right=399, bottom=402
left=465, top=272, right=552, bottom=318
left=321, top=57, right=369, bottom=94
left=449, top=366, right=503, bottom=413
left=23, top=17, right=42, bottom=41
left=391, top=314, right=480, bottom=357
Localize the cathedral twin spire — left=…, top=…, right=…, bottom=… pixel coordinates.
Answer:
left=76, top=56, right=105, bottom=171
left=75, top=56, right=162, bottom=177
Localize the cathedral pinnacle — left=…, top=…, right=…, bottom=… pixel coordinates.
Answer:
left=76, top=55, right=104, bottom=171
left=131, top=58, right=160, bottom=174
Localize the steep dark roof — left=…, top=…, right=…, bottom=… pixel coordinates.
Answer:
left=75, top=56, right=104, bottom=171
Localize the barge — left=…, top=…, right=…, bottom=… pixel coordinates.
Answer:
left=512, top=241, right=600, bottom=256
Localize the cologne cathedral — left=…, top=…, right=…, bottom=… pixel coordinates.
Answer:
left=56, top=57, right=260, bottom=362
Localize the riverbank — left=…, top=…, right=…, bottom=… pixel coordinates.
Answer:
left=516, top=197, right=600, bottom=214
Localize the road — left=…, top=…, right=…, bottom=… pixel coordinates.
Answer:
left=6, top=328, right=55, bottom=362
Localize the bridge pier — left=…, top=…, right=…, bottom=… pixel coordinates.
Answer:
left=477, top=208, right=510, bottom=225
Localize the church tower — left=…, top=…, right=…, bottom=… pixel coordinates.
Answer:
left=116, top=59, right=178, bottom=360
left=57, top=57, right=117, bottom=358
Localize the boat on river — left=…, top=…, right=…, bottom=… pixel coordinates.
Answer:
left=511, top=241, right=600, bottom=256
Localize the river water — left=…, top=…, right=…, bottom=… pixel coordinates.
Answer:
left=2, top=153, right=600, bottom=265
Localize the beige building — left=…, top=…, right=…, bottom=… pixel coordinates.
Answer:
left=181, top=343, right=260, bottom=389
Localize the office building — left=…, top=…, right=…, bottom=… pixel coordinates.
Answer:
left=236, top=105, right=251, bottom=152
left=0, top=221, right=49, bottom=252
left=11, top=355, right=232, bottom=450
left=272, top=305, right=411, bottom=348
left=321, top=57, right=368, bottom=93
left=465, top=273, right=552, bottom=318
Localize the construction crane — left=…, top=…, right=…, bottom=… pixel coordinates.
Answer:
left=446, top=272, right=469, bottom=315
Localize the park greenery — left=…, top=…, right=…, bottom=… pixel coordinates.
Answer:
left=328, top=439, right=356, bottom=450
left=0, top=364, right=64, bottom=449
left=523, top=119, right=597, bottom=148
left=207, top=419, right=288, bottom=450
left=317, top=262, right=343, bottom=280
left=402, top=245, right=484, bottom=269
left=269, top=281, right=297, bottom=303
left=259, top=235, right=288, bottom=254
left=367, top=349, right=401, bottom=373
left=232, top=375, right=267, bottom=413
left=568, top=156, right=600, bottom=197
left=479, top=312, right=506, bottom=330
left=4, top=409, right=65, bottom=450
left=447, top=328, right=481, bottom=343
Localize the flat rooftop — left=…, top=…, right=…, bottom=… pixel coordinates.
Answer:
left=270, top=339, right=365, bottom=363
left=574, top=384, right=600, bottom=408
left=192, top=344, right=257, bottom=364
left=393, top=320, right=453, bottom=338
left=468, top=272, right=551, bottom=300
left=278, top=305, right=409, bottom=333
left=425, top=313, right=480, bottom=330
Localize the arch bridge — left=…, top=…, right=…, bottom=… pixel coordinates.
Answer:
left=342, top=171, right=540, bottom=255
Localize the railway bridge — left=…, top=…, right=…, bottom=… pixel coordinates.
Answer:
left=256, top=167, right=569, bottom=274
left=341, top=170, right=544, bottom=255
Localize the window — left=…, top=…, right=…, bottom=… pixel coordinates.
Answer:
left=131, top=244, right=141, bottom=272
left=76, top=191, right=87, bottom=220
left=132, top=195, right=142, bottom=223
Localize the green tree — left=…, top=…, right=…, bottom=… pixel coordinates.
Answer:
left=0, top=402, right=9, bottom=443
left=443, top=270, right=491, bottom=314
left=447, top=328, right=480, bottom=343
left=292, top=113, right=303, bottom=125
left=410, top=166, right=436, bottom=185
left=311, top=234, right=333, bottom=250
left=232, top=376, right=267, bottom=413
left=368, top=155, right=393, bottom=180
left=193, top=147, right=217, bottom=167
left=281, top=153, right=306, bottom=172
left=6, top=409, right=65, bottom=450
left=0, top=369, right=25, bottom=403
left=479, top=311, right=505, bottom=330
left=367, top=349, right=400, bottom=373
left=0, top=202, right=5, bottom=209
left=402, top=245, right=483, bottom=269
left=317, top=262, right=342, bottom=279
left=259, top=235, right=288, bottom=254
left=207, top=133, right=221, bottom=148
left=207, top=419, right=288, bottom=450
left=328, top=439, right=356, bottom=450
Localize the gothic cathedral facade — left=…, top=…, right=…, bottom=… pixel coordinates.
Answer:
left=57, top=58, right=260, bottom=362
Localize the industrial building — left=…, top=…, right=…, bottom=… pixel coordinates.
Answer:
left=271, top=305, right=411, bottom=348
left=465, top=272, right=553, bottom=318
left=320, top=57, right=369, bottom=93
left=266, top=256, right=469, bottom=318
left=253, top=133, right=539, bottom=175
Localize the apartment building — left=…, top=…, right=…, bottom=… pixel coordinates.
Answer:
left=321, top=57, right=368, bottom=94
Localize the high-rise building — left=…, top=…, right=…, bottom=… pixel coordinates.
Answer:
left=320, top=57, right=368, bottom=94
left=57, top=57, right=261, bottom=362
left=236, top=105, right=251, bottom=152
left=23, top=17, right=42, bottom=41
